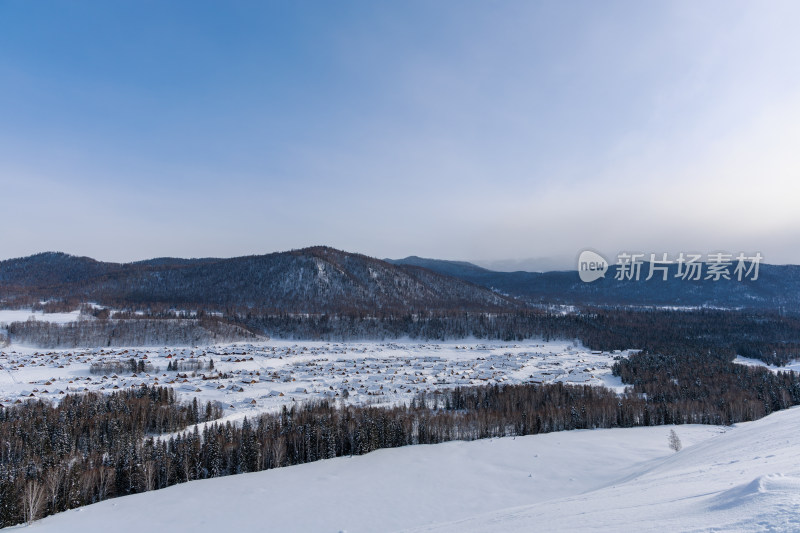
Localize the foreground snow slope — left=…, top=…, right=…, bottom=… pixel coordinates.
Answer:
left=410, top=407, right=800, bottom=533
left=18, top=424, right=727, bottom=532
left=20, top=408, right=800, bottom=532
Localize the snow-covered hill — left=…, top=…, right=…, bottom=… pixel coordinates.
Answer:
left=0, top=247, right=517, bottom=314
left=18, top=407, right=800, bottom=532
left=411, top=407, right=800, bottom=533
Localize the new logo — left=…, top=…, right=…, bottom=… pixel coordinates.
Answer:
left=578, top=250, right=608, bottom=283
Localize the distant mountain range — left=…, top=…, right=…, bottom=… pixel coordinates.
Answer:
left=0, top=247, right=798, bottom=314
left=0, top=247, right=515, bottom=314
left=388, top=256, right=800, bottom=310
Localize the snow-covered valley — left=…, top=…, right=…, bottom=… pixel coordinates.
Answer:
left=2, top=319, right=799, bottom=532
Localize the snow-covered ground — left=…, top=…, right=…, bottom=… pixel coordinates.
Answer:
left=4, top=319, right=799, bottom=532
left=0, top=308, right=85, bottom=325
left=734, top=355, right=800, bottom=374
left=409, top=406, right=800, bottom=533
left=0, top=340, right=629, bottom=418
left=18, top=407, right=800, bottom=532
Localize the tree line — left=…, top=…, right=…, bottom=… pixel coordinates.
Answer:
left=245, top=309, right=800, bottom=366
left=7, top=317, right=263, bottom=348
left=0, top=387, right=221, bottom=526
left=5, top=304, right=800, bottom=366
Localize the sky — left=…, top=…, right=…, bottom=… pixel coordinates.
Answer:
left=1, top=1, right=799, bottom=269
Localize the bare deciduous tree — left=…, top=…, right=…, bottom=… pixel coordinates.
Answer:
left=141, top=460, right=156, bottom=492
left=97, top=466, right=115, bottom=501
left=23, top=480, right=45, bottom=525
left=44, top=468, right=64, bottom=513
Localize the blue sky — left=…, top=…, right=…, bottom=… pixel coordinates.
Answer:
left=1, top=1, right=799, bottom=268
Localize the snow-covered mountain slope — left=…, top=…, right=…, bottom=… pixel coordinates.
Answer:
left=410, top=406, right=800, bottom=533
left=22, top=408, right=800, bottom=533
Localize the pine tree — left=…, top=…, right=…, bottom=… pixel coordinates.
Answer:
left=668, top=429, right=682, bottom=452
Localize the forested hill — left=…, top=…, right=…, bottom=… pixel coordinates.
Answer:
left=2, top=248, right=798, bottom=314
left=0, top=247, right=517, bottom=314
left=388, top=256, right=800, bottom=310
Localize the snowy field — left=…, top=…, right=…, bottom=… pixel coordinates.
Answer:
left=733, top=355, right=800, bottom=374
left=16, top=407, right=800, bottom=533
left=0, top=308, right=84, bottom=325
left=0, top=339, right=628, bottom=419
left=412, top=406, right=800, bottom=533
